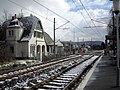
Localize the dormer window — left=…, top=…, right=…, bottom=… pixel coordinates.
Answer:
left=36, top=22, right=43, bottom=30
left=34, top=31, right=43, bottom=38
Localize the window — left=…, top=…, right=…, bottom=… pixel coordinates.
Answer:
left=30, top=45, right=35, bottom=51
left=30, top=44, right=35, bottom=56
left=8, top=30, right=14, bottom=37
left=34, top=31, right=43, bottom=38
left=34, top=31, right=37, bottom=37
left=47, top=45, right=49, bottom=52
left=40, top=32, right=43, bottom=38
left=37, top=32, right=40, bottom=38
left=10, top=46, right=14, bottom=53
left=36, top=22, right=42, bottom=30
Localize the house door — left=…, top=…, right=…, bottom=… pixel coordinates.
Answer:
left=42, top=45, right=45, bottom=55
left=37, top=45, right=41, bottom=61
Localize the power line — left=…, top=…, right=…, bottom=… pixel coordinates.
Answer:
left=33, top=0, right=69, bottom=22
left=94, top=17, right=112, bottom=19
left=80, top=12, right=97, bottom=33
left=84, top=26, right=107, bottom=28
left=78, top=0, right=104, bottom=40
left=72, top=0, right=98, bottom=37
left=8, top=0, right=52, bottom=22
left=70, top=23, right=87, bottom=35
left=8, top=0, right=92, bottom=38
left=7, top=0, right=63, bottom=28
left=91, top=19, right=108, bottom=25
left=79, top=0, right=103, bottom=38
left=32, top=0, right=88, bottom=36
left=55, top=21, right=70, bottom=30
left=71, top=0, right=105, bottom=41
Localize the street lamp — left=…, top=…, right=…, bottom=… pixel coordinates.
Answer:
left=111, top=0, right=120, bottom=87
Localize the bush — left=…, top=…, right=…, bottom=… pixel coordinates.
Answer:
left=0, top=42, right=14, bottom=62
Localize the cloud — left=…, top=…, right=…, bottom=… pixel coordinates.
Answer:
left=0, top=0, right=112, bottom=42
left=87, top=0, right=107, bottom=6
left=39, top=0, right=70, bottom=14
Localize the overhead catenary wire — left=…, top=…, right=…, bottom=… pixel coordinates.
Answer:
left=8, top=0, right=52, bottom=22
left=79, top=0, right=104, bottom=39
left=32, top=0, right=90, bottom=36
left=72, top=0, right=106, bottom=41
left=7, top=0, right=63, bottom=27
left=72, top=0, right=98, bottom=37
left=33, top=0, right=70, bottom=22
left=8, top=0, right=97, bottom=39
left=94, top=17, right=112, bottom=19
left=78, top=0, right=104, bottom=40
left=91, top=19, right=108, bottom=25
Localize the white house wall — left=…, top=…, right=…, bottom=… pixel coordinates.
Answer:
left=19, top=42, right=28, bottom=58
left=14, top=27, right=23, bottom=40
left=29, top=29, right=47, bottom=58
left=13, top=42, right=28, bottom=58
left=6, top=40, right=28, bottom=58
left=6, top=27, right=23, bottom=41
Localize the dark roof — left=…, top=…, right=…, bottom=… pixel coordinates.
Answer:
left=20, top=16, right=36, bottom=40
left=44, top=32, right=53, bottom=45
left=2, top=15, right=43, bottom=41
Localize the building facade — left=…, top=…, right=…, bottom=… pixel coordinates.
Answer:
left=2, top=14, right=47, bottom=61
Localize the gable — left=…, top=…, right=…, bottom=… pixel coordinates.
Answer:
left=44, top=32, right=53, bottom=45
left=35, top=21, right=43, bottom=31
left=56, top=40, right=63, bottom=47
left=2, top=15, right=45, bottom=41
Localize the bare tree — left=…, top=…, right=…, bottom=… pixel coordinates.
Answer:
left=2, top=9, right=8, bottom=20
left=1, top=9, right=12, bottom=21
left=0, top=9, right=13, bottom=62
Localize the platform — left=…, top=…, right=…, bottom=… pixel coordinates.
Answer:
left=76, top=55, right=120, bottom=90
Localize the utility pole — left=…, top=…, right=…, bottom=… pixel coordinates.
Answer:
left=53, top=18, right=69, bottom=57
left=54, top=18, right=55, bottom=57
left=112, top=11, right=116, bottom=56
left=116, top=13, right=120, bottom=87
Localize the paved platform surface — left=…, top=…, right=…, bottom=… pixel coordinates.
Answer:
left=84, top=55, right=120, bottom=90
left=77, top=55, right=120, bottom=90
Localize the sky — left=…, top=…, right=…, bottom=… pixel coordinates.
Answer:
left=0, top=0, right=112, bottom=42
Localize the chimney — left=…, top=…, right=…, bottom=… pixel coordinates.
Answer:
left=30, top=14, right=33, bottom=17
left=11, top=14, right=17, bottom=20
left=14, top=14, right=17, bottom=19
left=12, top=16, right=14, bottom=20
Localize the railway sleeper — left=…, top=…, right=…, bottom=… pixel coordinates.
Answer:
left=63, top=55, right=102, bottom=90
left=29, top=55, right=95, bottom=90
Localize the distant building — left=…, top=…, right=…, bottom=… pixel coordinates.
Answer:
left=1, top=14, right=48, bottom=61
left=61, top=41, right=76, bottom=55
left=44, top=33, right=64, bottom=56
left=56, top=40, right=64, bottom=56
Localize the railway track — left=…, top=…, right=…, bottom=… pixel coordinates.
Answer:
left=0, top=55, right=84, bottom=89
left=0, top=52, right=102, bottom=89
left=0, top=55, right=80, bottom=75
left=30, top=55, right=102, bottom=90
left=0, top=55, right=81, bottom=80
